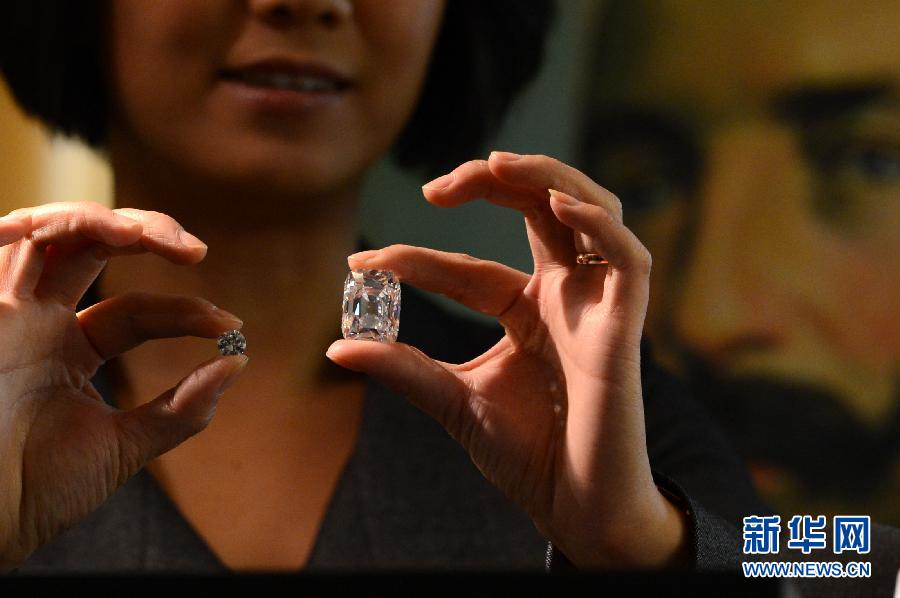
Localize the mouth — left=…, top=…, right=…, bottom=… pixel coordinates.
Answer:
left=222, top=69, right=351, bottom=92
left=226, top=72, right=344, bottom=92
left=219, top=58, right=352, bottom=109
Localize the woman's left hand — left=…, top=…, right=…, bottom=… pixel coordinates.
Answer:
left=326, top=151, right=688, bottom=569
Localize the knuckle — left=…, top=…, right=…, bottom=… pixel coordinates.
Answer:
left=378, top=244, right=418, bottom=270
left=70, top=211, right=92, bottom=234
left=380, top=243, right=410, bottom=258
left=532, top=153, right=557, bottom=167
left=446, top=283, right=471, bottom=306
left=606, top=191, right=624, bottom=216
left=43, top=200, right=98, bottom=214
left=597, top=204, right=616, bottom=225
left=6, top=207, right=31, bottom=218
left=457, top=158, right=486, bottom=171
left=114, top=411, right=155, bottom=468
left=151, top=212, right=183, bottom=234
left=533, top=154, right=563, bottom=177
left=82, top=201, right=110, bottom=215
left=535, top=154, right=571, bottom=189
left=116, top=208, right=179, bottom=230
left=62, top=202, right=107, bottom=227
left=635, top=245, right=653, bottom=275
left=113, top=427, right=145, bottom=485
left=188, top=403, right=216, bottom=433
left=452, top=251, right=479, bottom=264
left=158, top=213, right=183, bottom=230
left=458, top=159, right=489, bottom=178
left=73, top=200, right=104, bottom=210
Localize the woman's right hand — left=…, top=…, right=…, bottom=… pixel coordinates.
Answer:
left=0, top=202, right=247, bottom=571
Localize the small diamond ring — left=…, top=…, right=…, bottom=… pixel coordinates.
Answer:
left=576, top=253, right=609, bottom=265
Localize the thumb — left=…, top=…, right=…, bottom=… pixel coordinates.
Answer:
left=326, top=340, right=468, bottom=436
left=114, top=354, right=248, bottom=467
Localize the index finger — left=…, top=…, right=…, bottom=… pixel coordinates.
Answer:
left=26, top=201, right=144, bottom=247
left=421, top=153, right=624, bottom=224
left=111, top=208, right=207, bottom=265
left=421, top=159, right=547, bottom=212
left=0, top=214, right=31, bottom=246
left=486, top=152, right=624, bottom=222
left=20, top=203, right=206, bottom=307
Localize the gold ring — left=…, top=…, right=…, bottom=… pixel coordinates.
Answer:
left=576, top=253, right=609, bottom=265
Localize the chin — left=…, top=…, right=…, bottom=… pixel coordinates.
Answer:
left=188, top=136, right=367, bottom=201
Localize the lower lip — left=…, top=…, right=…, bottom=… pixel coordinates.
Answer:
left=219, top=79, right=346, bottom=113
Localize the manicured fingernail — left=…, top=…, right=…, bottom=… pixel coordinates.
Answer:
left=549, top=189, right=578, bottom=205
left=112, top=213, right=141, bottom=228
left=422, top=173, right=453, bottom=191
left=217, top=355, right=249, bottom=394
left=325, top=341, right=343, bottom=360
left=211, top=305, right=243, bottom=328
left=491, top=151, right=522, bottom=162
left=178, top=228, right=207, bottom=249
left=347, top=249, right=380, bottom=265
left=0, top=215, right=31, bottom=233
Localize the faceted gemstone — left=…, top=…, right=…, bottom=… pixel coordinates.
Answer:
left=217, top=330, right=246, bottom=355
left=342, top=269, right=401, bottom=342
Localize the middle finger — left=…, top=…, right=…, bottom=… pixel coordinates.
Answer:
left=421, top=160, right=575, bottom=268
left=23, top=203, right=206, bottom=307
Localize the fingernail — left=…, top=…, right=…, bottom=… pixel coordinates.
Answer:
left=325, top=341, right=341, bottom=360
left=210, top=304, right=243, bottom=328
left=490, top=151, right=522, bottom=162
left=347, top=249, right=380, bottom=266
left=422, top=173, right=453, bottom=191
left=0, top=215, right=31, bottom=229
left=217, top=355, right=249, bottom=394
left=549, top=189, right=578, bottom=205
left=178, top=228, right=207, bottom=249
left=113, top=213, right=141, bottom=229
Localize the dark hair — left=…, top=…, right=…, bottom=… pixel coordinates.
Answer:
left=0, top=1, right=554, bottom=177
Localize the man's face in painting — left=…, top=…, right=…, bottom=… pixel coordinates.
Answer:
left=583, top=0, right=900, bottom=520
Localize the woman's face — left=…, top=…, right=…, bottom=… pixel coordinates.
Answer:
left=107, top=0, right=446, bottom=202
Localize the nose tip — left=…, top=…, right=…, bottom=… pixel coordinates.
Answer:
left=672, top=224, right=793, bottom=371
left=673, top=277, right=787, bottom=367
left=249, top=0, right=353, bottom=28
left=317, top=0, right=352, bottom=26
left=671, top=126, right=799, bottom=367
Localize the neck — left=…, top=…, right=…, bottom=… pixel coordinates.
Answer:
left=102, top=151, right=364, bottom=399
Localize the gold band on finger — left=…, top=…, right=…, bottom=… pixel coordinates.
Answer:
left=576, top=253, right=609, bottom=265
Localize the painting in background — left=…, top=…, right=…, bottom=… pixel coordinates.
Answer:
left=581, top=0, right=899, bottom=522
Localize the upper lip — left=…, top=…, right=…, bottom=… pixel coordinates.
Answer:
left=220, top=56, right=353, bottom=89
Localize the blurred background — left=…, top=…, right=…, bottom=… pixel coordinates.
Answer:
left=0, top=1, right=599, bottom=275
left=2, top=0, right=897, bottom=525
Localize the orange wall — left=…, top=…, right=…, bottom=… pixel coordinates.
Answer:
left=0, top=78, right=46, bottom=212
left=0, top=77, right=112, bottom=214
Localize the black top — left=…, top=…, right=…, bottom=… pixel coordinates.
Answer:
left=10, top=283, right=899, bottom=595
left=10, top=279, right=768, bottom=573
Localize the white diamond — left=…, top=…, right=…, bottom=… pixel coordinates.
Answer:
left=341, top=269, right=401, bottom=343
left=217, top=330, right=246, bottom=355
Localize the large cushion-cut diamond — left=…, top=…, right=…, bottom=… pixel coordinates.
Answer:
left=342, top=269, right=401, bottom=342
